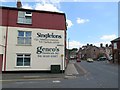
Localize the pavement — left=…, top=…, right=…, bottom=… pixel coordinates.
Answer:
left=1, top=60, right=87, bottom=81
left=65, top=62, right=79, bottom=75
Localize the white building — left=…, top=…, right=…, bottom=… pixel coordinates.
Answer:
left=0, top=2, right=67, bottom=72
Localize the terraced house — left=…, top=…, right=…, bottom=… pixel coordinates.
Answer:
left=0, top=0, right=67, bottom=72
left=111, top=37, right=120, bottom=64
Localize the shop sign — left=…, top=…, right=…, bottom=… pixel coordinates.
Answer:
left=36, top=46, right=59, bottom=58
left=37, top=33, right=62, bottom=39
left=34, top=32, right=63, bottom=58
left=34, top=32, right=62, bottom=44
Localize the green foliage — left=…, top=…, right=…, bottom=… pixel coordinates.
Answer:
left=68, top=48, right=78, bottom=52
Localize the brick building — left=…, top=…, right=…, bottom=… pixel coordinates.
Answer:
left=78, top=44, right=112, bottom=60
left=78, top=44, right=100, bottom=60
left=0, top=1, right=67, bottom=72
left=111, top=37, right=120, bottom=64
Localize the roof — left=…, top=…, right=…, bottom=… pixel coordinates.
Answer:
left=111, top=37, right=120, bottom=42
left=0, top=6, right=65, bottom=15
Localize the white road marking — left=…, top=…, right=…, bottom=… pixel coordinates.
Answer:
left=23, top=76, right=40, bottom=78
left=52, top=80, right=61, bottom=83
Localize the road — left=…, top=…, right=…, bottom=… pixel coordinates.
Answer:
left=75, top=61, right=118, bottom=88
left=2, top=60, right=118, bottom=88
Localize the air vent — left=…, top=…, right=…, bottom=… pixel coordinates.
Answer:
left=25, top=11, right=32, bottom=16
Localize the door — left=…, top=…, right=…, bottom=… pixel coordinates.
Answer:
left=0, top=54, right=3, bottom=73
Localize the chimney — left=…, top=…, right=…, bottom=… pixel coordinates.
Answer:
left=90, top=44, right=93, bottom=46
left=17, top=0, right=22, bottom=8
left=106, top=44, right=108, bottom=47
left=100, top=43, right=103, bottom=48
left=87, top=43, right=89, bottom=46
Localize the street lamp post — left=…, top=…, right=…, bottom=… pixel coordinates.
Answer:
left=68, top=38, right=70, bottom=61
left=61, top=54, right=64, bottom=74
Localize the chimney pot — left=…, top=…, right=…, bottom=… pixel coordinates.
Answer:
left=100, top=43, right=103, bottom=47
left=17, top=0, right=22, bottom=8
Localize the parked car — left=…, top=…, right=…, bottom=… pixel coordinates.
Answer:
left=76, top=59, right=81, bottom=62
left=97, top=57, right=107, bottom=61
left=87, top=58, right=94, bottom=62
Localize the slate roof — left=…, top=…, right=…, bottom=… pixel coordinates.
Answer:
left=111, top=37, right=120, bottom=42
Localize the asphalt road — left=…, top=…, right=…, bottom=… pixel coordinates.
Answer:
left=75, top=61, right=118, bottom=88
left=2, top=60, right=119, bottom=88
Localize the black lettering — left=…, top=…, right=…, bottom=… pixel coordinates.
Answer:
left=58, top=35, right=62, bottom=38
left=36, top=46, right=42, bottom=54
left=37, top=33, right=41, bottom=37
left=37, top=46, right=59, bottom=54
left=36, top=33, right=62, bottom=39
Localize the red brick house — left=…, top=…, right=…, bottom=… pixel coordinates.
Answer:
left=111, top=37, right=120, bottom=64
left=78, top=44, right=100, bottom=60
left=77, top=44, right=112, bottom=60
left=0, top=1, right=67, bottom=72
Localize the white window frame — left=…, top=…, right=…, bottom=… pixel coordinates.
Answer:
left=16, top=54, right=31, bottom=67
left=17, top=31, right=32, bottom=45
left=113, top=43, right=117, bottom=49
left=17, top=11, right=32, bottom=24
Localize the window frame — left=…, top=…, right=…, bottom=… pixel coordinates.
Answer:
left=16, top=54, right=31, bottom=67
left=113, top=42, right=117, bottom=49
left=17, top=11, right=32, bottom=25
left=17, top=31, right=32, bottom=45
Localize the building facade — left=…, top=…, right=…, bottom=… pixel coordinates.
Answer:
left=0, top=6, right=67, bottom=72
left=111, top=37, right=120, bottom=64
left=78, top=44, right=112, bottom=60
left=80, top=44, right=100, bottom=60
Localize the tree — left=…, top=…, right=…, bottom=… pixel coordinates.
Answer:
left=71, top=48, right=78, bottom=51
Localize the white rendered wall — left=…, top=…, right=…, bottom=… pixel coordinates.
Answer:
left=5, top=26, right=65, bottom=71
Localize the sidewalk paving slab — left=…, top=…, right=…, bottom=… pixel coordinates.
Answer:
left=65, top=63, right=79, bottom=75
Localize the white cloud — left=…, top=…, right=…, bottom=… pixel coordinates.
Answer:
left=22, top=3, right=33, bottom=9
left=19, top=0, right=120, bottom=2
left=66, top=19, right=73, bottom=28
left=0, top=0, right=119, bottom=2
left=67, top=40, right=85, bottom=49
left=34, top=0, right=61, bottom=3
left=76, top=18, right=89, bottom=24
left=91, top=41, right=111, bottom=47
left=100, top=34, right=117, bottom=41
left=21, top=1, right=62, bottom=12
left=31, top=0, right=61, bottom=9
left=0, top=0, right=6, bottom=2
left=67, top=40, right=113, bottom=49
left=34, top=3, right=62, bottom=12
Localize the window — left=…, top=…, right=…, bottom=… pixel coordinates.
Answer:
left=18, top=31, right=31, bottom=45
left=17, top=11, right=32, bottom=24
left=16, top=54, right=31, bottom=66
left=113, top=43, right=117, bottom=49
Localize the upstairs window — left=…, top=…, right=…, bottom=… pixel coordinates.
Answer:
left=17, top=31, right=31, bottom=45
left=17, top=11, right=32, bottom=24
